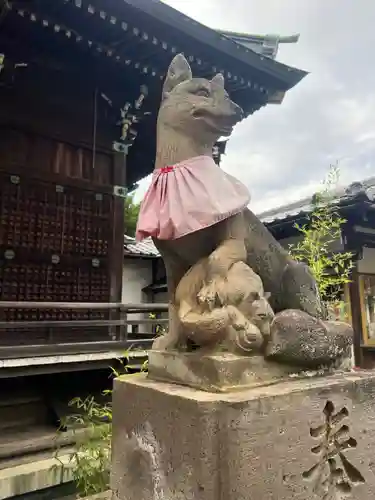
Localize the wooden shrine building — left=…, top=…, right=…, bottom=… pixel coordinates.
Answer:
left=259, top=177, right=375, bottom=368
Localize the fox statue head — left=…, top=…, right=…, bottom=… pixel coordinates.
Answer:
left=156, top=54, right=243, bottom=158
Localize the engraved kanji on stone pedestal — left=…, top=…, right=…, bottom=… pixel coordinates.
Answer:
left=303, top=400, right=365, bottom=499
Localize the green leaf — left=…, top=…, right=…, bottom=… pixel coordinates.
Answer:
left=288, top=164, right=353, bottom=305
left=124, top=193, right=140, bottom=237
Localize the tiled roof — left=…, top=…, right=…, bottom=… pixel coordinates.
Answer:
left=258, top=177, right=375, bottom=225
left=124, top=235, right=160, bottom=258
left=217, top=32, right=300, bottom=60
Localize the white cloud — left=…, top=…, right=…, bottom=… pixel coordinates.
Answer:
left=133, top=174, right=152, bottom=203
left=135, top=0, right=375, bottom=213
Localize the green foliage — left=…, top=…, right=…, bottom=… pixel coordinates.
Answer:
left=55, top=396, right=112, bottom=497
left=124, top=192, right=140, bottom=237
left=54, top=352, right=146, bottom=498
left=289, top=165, right=354, bottom=307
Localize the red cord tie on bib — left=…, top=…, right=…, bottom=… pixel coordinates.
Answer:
left=160, top=166, right=175, bottom=173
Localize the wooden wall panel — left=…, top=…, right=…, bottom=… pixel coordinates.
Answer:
left=0, top=168, right=115, bottom=345
left=0, top=62, right=128, bottom=347
left=0, top=127, right=113, bottom=186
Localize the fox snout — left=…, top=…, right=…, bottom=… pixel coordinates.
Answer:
left=217, top=97, right=243, bottom=129
left=211, top=97, right=243, bottom=135
left=229, top=100, right=244, bottom=121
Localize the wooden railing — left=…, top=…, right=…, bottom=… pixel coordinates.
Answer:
left=0, top=301, right=168, bottom=359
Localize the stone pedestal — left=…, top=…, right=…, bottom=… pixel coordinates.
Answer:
left=111, top=371, right=375, bottom=500
left=148, top=351, right=299, bottom=392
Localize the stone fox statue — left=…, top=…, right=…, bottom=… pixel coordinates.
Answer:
left=136, top=54, right=329, bottom=352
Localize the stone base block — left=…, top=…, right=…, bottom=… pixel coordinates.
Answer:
left=111, top=371, right=375, bottom=500
left=148, top=351, right=300, bottom=392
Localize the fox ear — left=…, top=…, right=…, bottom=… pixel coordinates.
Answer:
left=162, top=54, right=192, bottom=98
left=211, top=73, right=225, bottom=88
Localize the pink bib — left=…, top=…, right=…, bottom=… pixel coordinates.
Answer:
left=136, top=156, right=250, bottom=241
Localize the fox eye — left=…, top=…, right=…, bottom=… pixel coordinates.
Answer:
left=196, top=88, right=210, bottom=98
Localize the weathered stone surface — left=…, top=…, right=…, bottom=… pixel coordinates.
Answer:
left=148, top=351, right=300, bottom=392
left=266, top=310, right=353, bottom=368
left=81, top=493, right=112, bottom=500
left=111, top=372, right=375, bottom=500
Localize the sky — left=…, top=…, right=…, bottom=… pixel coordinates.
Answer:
left=135, top=0, right=375, bottom=214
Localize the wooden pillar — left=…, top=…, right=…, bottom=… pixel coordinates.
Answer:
left=109, top=151, right=126, bottom=340
left=110, top=152, right=127, bottom=304
left=342, top=225, right=366, bottom=367
left=357, top=272, right=375, bottom=369
left=349, top=265, right=364, bottom=367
